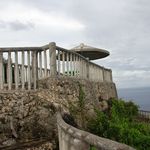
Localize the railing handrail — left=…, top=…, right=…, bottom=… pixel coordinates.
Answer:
left=0, top=42, right=113, bottom=91
left=57, top=112, right=135, bottom=150
left=56, top=45, right=111, bottom=72
left=0, top=43, right=111, bottom=71
left=0, top=47, right=42, bottom=52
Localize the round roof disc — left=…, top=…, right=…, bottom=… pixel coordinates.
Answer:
left=70, top=43, right=110, bottom=60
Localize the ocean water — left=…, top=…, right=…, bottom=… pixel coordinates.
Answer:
left=117, top=87, right=150, bottom=111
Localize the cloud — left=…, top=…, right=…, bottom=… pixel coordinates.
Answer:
left=0, top=0, right=150, bottom=88
left=0, top=20, right=34, bottom=31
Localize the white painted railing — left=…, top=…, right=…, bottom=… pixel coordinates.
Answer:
left=0, top=42, right=113, bottom=90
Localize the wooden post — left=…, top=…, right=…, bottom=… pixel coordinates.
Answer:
left=49, top=42, right=56, bottom=77
left=0, top=52, right=3, bottom=90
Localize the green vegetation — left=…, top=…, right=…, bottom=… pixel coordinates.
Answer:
left=90, top=146, right=96, bottom=150
left=87, top=99, right=150, bottom=150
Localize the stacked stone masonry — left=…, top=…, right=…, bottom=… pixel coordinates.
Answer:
left=0, top=77, right=119, bottom=149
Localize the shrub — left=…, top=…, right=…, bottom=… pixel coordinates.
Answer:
left=87, top=99, right=150, bottom=150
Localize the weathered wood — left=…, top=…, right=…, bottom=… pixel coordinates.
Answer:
left=27, top=51, right=31, bottom=90
left=49, top=42, right=56, bottom=77
left=21, top=51, right=25, bottom=89
left=0, top=52, right=3, bottom=89
left=7, top=51, right=12, bottom=90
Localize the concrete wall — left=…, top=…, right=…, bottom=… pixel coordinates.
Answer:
left=57, top=113, right=135, bottom=150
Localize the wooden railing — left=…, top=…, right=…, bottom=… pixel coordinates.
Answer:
left=0, top=42, right=113, bottom=91
left=139, top=110, right=150, bottom=120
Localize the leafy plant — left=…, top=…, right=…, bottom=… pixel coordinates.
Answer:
left=87, top=99, right=150, bottom=150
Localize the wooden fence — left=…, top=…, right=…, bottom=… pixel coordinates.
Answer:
left=0, top=42, right=113, bottom=90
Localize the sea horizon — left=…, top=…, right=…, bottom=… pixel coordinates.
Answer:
left=117, top=87, right=150, bottom=111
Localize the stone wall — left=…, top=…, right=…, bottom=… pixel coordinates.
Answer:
left=0, top=90, right=57, bottom=149
left=0, top=76, right=117, bottom=149
left=38, top=77, right=117, bottom=127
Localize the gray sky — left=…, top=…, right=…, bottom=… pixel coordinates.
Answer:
left=0, top=0, right=150, bottom=88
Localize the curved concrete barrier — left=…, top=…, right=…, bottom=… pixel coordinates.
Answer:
left=57, top=113, right=135, bottom=150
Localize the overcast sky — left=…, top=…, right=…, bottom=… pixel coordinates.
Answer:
left=0, top=0, right=150, bottom=89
